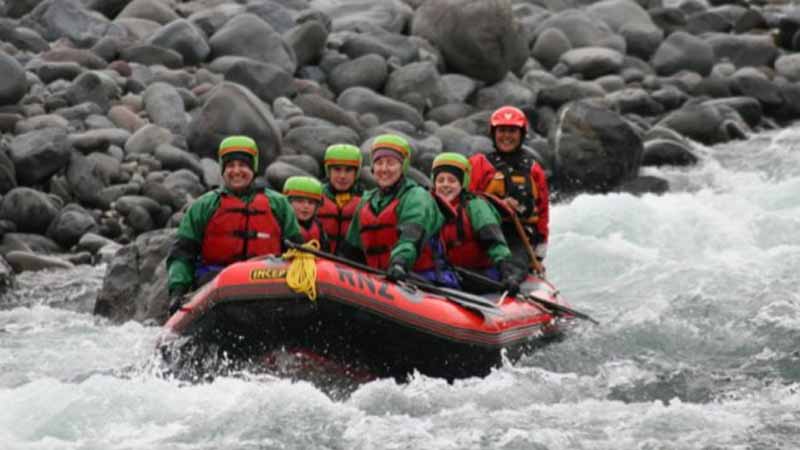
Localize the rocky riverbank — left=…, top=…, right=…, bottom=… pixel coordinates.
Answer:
left=0, top=0, right=797, bottom=321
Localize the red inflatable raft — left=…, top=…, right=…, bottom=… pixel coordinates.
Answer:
left=158, top=255, right=573, bottom=380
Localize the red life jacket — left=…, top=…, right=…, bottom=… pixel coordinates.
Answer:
left=317, top=194, right=360, bottom=253
left=201, top=191, right=282, bottom=265
left=439, top=196, right=492, bottom=270
left=300, top=220, right=323, bottom=244
left=358, top=198, right=435, bottom=271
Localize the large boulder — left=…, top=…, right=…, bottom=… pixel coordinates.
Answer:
left=411, top=0, right=527, bottom=84
left=0, top=51, right=27, bottom=106
left=309, top=0, right=412, bottom=33
left=531, top=9, right=626, bottom=53
left=550, top=100, right=643, bottom=193
left=21, top=0, right=122, bottom=45
left=0, top=187, right=60, bottom=234
left=8, top=128, right=71, bottom=186
left=209, top=13, right=296, bottom=75
left=94, top=228, right=175, bottom=323
left=337, top=86, right=424, bottom=128
left=186, top=82, right=283, bottom=173
left=651, top=31, right=714, bottom=77
left=146, top=18, right=211, bottom=66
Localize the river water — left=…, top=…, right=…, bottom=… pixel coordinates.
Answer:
left=1, top=127, right=799, bottom=449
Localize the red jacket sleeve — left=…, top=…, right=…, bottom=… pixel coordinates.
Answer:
left=468, top=153, right=495, bottom=193
left=531, top=162, right=549, bottom=243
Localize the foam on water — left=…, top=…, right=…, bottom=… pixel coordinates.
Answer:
left=2, top=127, right=800, bottom=449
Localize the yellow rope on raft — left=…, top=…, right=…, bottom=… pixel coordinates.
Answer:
left=281, top=239, right=319, bottom=301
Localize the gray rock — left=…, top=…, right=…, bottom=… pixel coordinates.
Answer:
left=703, top=96, right=762, bottom=128
left=730, top=69, right=783, bottom=112
left=68, top=129, right=130, bottom=154
left=531, top=9, right=626, bottom=52
left=605, top=88, right=664, bottom=116
left=186, top=82, right=283, bottom=171
left=284, top=19, right=328, bottom=67
left=21, top=0, right=120, bottom=45
left=551, top=100, right=643, bottom=193
left=0, top=232, right=63, bottom=254
left=0, top=146, right=16, bottom=195
left=441, top=74, right=480, bottom=104
left=0, top=254, right=13, bottom=291
left=412, top=0, right=527, bottom=83
left=153, top=143, right=203, bottom=176
left=276, top=154, right=321, bottom=178
left=705, top=33, right=777, bottom=68
left=655, top=103, right=731, bottom=145
left=186, top=3, right=244, bottom=37
left=5, top=251, right=75, bottom=272
left=143, top=82, right=187, bottom=136
left=385, top=61, right=448, bottom=113
left=642, top=138, right=698, bottom=167
left=65, top=71, right=121, bottom=113
left=426, top=103, right=476, bottom=125
left=310, top=0, right=412, bottom=33
left=265, top=160, right=315, bottom=190
left=14, top=114, right=69, bottom=134
left=120, top=44, right=184, bottom=69
left=108, top=105, right=146, bottom=133
left=9, top=128, right=71, bottom=186
left=94, top=228, right=175, bottom=323
left=66, top=152, right=111, bottom=208
left=619, top=22, right=663, bottom=61
left=559, top=47, right=625, bottom=79
left=0, top=187, right=59, bottom=234
left=338, top=86, right=424, bottom=128
left=75, top=231, right=119, bottom=255
left=113, top=17, right=161, bottom=42
left=146, top=19, right=210, bottom=66
left=209, top=13, right=296, bottom=75
left=200, top=157, right=223, bottom=188
left=125, top=124, right=174, bottom=155
left=614, top=175, right=669, bottom=196
left=775, top=53, right=800, bottom=82
left=224, top=59, right=295, bottom=104
left=651, top=31, right=714, bottom=77
left=162, top=170, right=205, bottom=209
left=283, top=126, right=360, bottom=163
left=54, top=102, right=105, bottom=122
left=0, top=51, right=28, bottom=106
left=473, top=75, right=536, bottom=112
left=245, top=0, right=297, bottom=34
left=40, top=47, right=107, bottom=69
left=532, top=27, right=573, bottom=70
left=46, top=203, right=98, bottom=249
left=117, top=0, right=180, bottom=25
left=328, top=53, right=388, bottom=95
left=293, top=94, right=364, bottom=135
left=537, top=79, right=605, bottom=109
left=339, top=29, right=419, bottom=65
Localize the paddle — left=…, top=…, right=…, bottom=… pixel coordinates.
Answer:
left=282, top=240, right=502, bottom=316
left=508, top=212, right=547, bottom=276
left=452, top=265, right=599, bottom=325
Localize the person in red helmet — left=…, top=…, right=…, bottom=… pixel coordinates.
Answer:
left=469, top=106, right=550, bottom=273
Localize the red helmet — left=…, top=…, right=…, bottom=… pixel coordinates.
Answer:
left=489, top=106, right=529, bottom=135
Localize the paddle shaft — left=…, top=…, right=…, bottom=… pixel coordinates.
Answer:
left=509, top=212, right=546, bottom=275
left=452, top=265, right=599, bottom=325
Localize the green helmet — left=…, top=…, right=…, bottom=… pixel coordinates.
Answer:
left=323, top=144, right=362, bottom=177
left=283, top=176, right=323, bottom=202
left=218, top=135, right=259, bottom=172
left=370, top=134, right=412, bottom=173
left=431, top=152, right=471, bottom=188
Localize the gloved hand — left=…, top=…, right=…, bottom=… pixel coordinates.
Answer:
left=498, top=259, right=523, bottom=297
left=168, top=285, right=190, bottom=316
left=534, top=243, right=547, bottom=262
left=386, top=261, right=408, bottom=283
